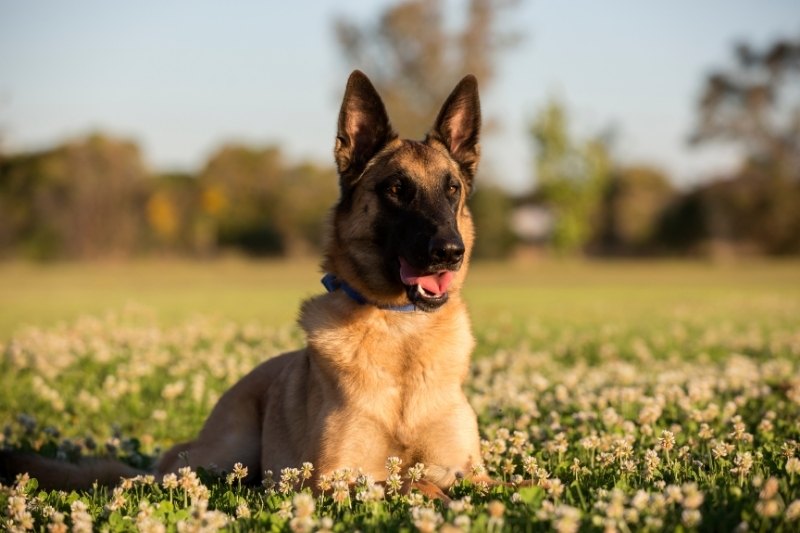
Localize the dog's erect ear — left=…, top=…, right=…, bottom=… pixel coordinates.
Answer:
left=428, top=75, right=481, bottom=188
left=335, top=70, right=396, bottom=191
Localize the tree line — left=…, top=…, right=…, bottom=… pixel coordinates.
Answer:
left=0, top=137, right=339, bottom=260
left=1, top=0, right=797, bottom=260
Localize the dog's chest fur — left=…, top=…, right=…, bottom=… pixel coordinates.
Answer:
left=300, top=293, right=474, bottom=447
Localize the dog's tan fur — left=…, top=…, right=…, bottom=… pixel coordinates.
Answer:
left=2, top=71, right=484, bottom=495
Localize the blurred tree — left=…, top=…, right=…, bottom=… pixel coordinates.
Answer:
left=199, top=145, right=286, bottom=255
left=0, top=137, right=339, bottom=260
left=691, top=36, right=800, bottom=181
left=595, top=165, right=675, bottom=254
left=683, top=35, right=800, bottom=255
left=469, top=184, right=517, bottom=258
left=274, top=162, right=338, bottom=256
left=145, top=172, right=203, bottom=255
left=147, top=190, right=179, bottom=244
left=199, top=144, right=337, bottom=257
left=656, top=170, right=800, bottom=256
left=0, top=134, right=149, bottom=260
left=335, top=0, right=521, bottom=138
left=530, top=99, right=612, bottom=254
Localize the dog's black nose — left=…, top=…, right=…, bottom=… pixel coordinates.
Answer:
left=429, top=236, right=465, bottom=265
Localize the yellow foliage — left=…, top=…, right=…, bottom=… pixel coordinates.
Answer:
left=202, top=185, right=228, bottom=217
left=147, top=191, right=179, bottom=241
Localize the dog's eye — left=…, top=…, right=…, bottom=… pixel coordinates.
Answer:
left=447, top=182, right=461, bottom=195
left=384, top=178, right=408, bottom=199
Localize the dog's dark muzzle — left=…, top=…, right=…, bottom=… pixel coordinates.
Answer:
left=428, top=235, right=465, bottom=269
left=399, top=230, right=465, bottom=312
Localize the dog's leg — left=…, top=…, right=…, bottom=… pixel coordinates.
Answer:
left=156, top=383, right=263, bottom=482
left=409, top=479, right=452, bottom=502
left=415, top=400, right=484, bottom=492
left=155, top=441, right=193, bottom=473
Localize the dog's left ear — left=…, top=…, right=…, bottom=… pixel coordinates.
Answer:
left=335, top=70, right=397, bottom=193
left=428, top=75, right=481, bottom=190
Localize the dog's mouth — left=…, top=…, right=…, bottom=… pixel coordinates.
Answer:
left=398, top=257, right=456, bottom=311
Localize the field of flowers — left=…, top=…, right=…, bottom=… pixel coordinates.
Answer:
left=1, top=261, right=800, bottom=531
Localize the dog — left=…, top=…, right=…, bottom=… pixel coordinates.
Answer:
left=2, top=70, right=485, bottom=498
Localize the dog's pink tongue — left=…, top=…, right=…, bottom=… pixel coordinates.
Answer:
left=399, top=258, right=454, bottom=296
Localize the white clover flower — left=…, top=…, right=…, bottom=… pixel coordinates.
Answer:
left=317, top=516, right=334, bottom=533
left=406, top=462, right=426, bottom=483
left=368, top=483, right=385, bottom=502
left=638, top=402, right=663, bottom=426
left=521, top=455, right=538, bottom=477
left=7, top=494, right=33, bottom=532
left=624, top=508, right=640, bottom=525
left=537, top=499, right=556, bottom=521
left=277, top=500, right=294, bottom=520
left=300, top=462, right=314, bottom=480
left=292, top=492, right=315, bottom=518
left=235, top=501, right=251, bottom=519
left=712, top=440, right=735, bottom=460
left=289, top=515, right=316, bottom=533
left=47, top=511, right=68, bottom=533
left=316, top=474, right=332, bottom=492
left=786, top=500, right=800, bottom=521
left=731, top=451, right=754, bottom=480
left=411, top=506, right=442, bottom=533
left=755, top=498, right=782, bottom=518
left=605, top=490, right=626, bottom=520
left=681, top=509, right=702, bottom=527
left=106, top=486, right=127, bottom=512
left=665, top=485, right=683, bottom=505
left=453, top=514, right=471, bottom=531
left=630, top=490, right=649, bottom=511
left=781, top=440, right=798, bottom=458
left=279, top=467, right=300, bottom=494
left=161, top=380, right=186, bottom=401
left=682, top=483, right=704, bottom=510
left=759, top=477, right=779, bottom=500
left=232, top=462, right=248, bottom=480
left=552, top=504, right=581, bottom=533
left=69, top=501, right=93, bottom=533
left=547, top=478, right=565, bottom=498
left=385, top=456, right=403, bottom=476
left=786, top=456, right=800, bottom=475
left=162, top=473, right=178, bottom=490
left=448, top=496, right=473, bottom=514
left=487, top=500, right=505, bottom=530
left=386, top=473, right=403, bottom=496
left=329, top=480, right=348, bottom=506
left=659, top=430, right=675, bottom=452
left=470, top=463, right=486, bottom=478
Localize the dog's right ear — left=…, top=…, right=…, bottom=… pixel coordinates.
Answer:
left=428, top=75, right=481, bottom=191
left=335, top=70, right=397, bottom=192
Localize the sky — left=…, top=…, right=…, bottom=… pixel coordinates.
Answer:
left=0, top=0, right=798, bottom=193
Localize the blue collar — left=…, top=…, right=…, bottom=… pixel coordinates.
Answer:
left=321, top=274, right=418, bottom=313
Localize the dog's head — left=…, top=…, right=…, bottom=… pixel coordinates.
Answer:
left=324, top=70, right=480, bottom=312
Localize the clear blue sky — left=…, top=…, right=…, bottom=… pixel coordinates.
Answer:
left=1, top=1, right=797, bottom=192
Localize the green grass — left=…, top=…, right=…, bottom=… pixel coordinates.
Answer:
left=1, top=259, right=799, bottom=531
left=2, top=258, right=798, bottom=338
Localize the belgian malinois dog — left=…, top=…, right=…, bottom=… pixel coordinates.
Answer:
left=2, top=71, right=484, bottom=497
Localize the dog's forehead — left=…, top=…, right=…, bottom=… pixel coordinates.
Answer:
left=375, top=140, right=459, bottom=185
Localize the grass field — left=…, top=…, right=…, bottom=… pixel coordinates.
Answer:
left=1, top=259, right=799, bottom=531
left=2, top=258, right=798, bottom=338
